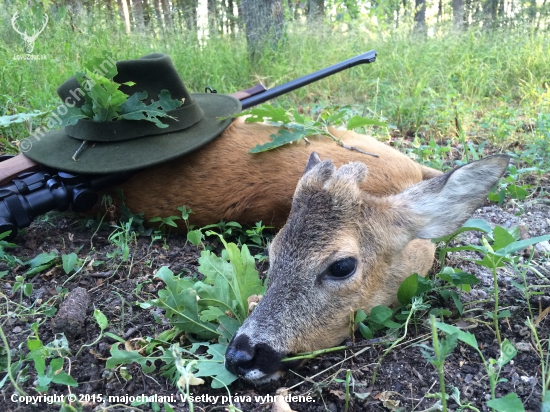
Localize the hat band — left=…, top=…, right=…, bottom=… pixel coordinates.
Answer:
left=65, top=100, right=204, bottom=142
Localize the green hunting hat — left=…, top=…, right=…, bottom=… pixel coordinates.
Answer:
left=23, top=53, right=241, bottom=174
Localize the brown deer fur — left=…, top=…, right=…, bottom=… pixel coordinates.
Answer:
left=113, top=117, right=442, bottom=229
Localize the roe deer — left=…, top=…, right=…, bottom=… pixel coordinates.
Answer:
left=224, top=152, right=510, bottom=384
left=114, top=117, right=441, bottom=228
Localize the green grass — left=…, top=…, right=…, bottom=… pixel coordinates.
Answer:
left=1, top=7, right=549, bottom=153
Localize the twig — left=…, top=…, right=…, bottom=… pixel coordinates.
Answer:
left=412, top=380, right=438, bottom=411
left=72, top=140, right=88, bottom=161
left=281, top=337, right=395, bottom=362
left=338, top=142, right=379, bottom=157
left=324, top=127, right=379, bottom=157
left=90, top=271, right=115, bottom=278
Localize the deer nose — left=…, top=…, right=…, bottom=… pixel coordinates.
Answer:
left=225, top=334, right=255, bottom=377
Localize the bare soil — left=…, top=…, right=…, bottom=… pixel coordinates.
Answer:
left=1, top=169, right=549, bottom=412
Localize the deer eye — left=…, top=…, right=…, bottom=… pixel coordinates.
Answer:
left=327, top=257, right=357, bottom=279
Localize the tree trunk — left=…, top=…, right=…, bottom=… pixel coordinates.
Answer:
left=106, top=0, right=115, bottom=22
left=226, top=0, right=237, bottom=35
left=535, top=0, right=546, bottom=30
left=131, top=0, right=146, bottom=32
left=484, top=0, right=497, bottom=27
left=73, top=0, right=84, bottom=16
left=240, top=0, right=285, bottom=61
left=207, top=0, right=217, bottom=33
left=308, top=0, right=325, bottom=21
left=463, top=0, right=471, bottom=28
left=142, top=0, right=151, bottom=27
left=453, top=0, right=464, bottom=29
left=161, top=0, right=173, bottom=28
left=530, top=0, right=539, bottom=23
left=178, top=0, right=197, bottom=31
left=118, top=0, right=132, bottom=34
left=414, top=0, right=426, bottom=32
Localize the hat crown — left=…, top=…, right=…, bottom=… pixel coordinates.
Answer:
left=24, top=53, right=241, bottom=174
left=57, top=53, right=192, bottom=108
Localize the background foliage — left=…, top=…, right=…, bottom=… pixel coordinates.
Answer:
left=0, top=0, right=549, bottom=155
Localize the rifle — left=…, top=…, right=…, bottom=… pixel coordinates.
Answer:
left=0, top=50, right=376, bottom=240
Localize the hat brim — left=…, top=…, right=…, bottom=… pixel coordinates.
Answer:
left=24, top=94, right=241, bottom=174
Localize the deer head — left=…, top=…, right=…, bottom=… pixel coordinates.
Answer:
left=11, top=12, right=48, bottom=54
left=225, top=153, right=510, bottom=384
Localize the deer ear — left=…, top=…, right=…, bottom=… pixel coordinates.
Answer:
left=395, top=155, right=510, bottom=239
left=303, top=152, right=322, bottom=175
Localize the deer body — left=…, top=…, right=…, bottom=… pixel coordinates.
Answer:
left=115, top=117, right=441, bottom=229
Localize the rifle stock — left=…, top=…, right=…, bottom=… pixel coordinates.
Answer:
left=0, top=155, right=41, bottom=186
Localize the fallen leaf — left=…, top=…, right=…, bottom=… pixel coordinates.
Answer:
left=177, top=374, right=205, bottom=386
left=535, top=306, right=550, bottom=326
left=272, top=388, right=296, bottom=412
left=455, top=319, right=478, bottom=329
left=355, top=391, right=371, bottom=400
left=329, top=389, right=346, bottom=400
left=375, top=391, right=401, bottom=411
left=248, top=294, right=263, bottom=315
left=89, top=348, right=108, bottom=361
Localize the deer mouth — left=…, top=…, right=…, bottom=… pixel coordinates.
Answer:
left=225, top=334, right=303, bottom=384
left=226, top=357, right=304, bottom=385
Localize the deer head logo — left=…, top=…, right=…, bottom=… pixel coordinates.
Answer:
left=11, top=12, right=49, bottom=54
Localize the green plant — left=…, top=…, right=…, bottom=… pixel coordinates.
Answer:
left=507, top=249, right=549, bottom=320
left=418, top=315, right=459, bottom=411
left=12, top=251, right=83, bottom=302
left=488, top=164, right=536, bottom=206
left=238, top=104, right=388, bottom=152
left=199, top=221, right=246, bottom=242
left=154, top=235, right=265, bottom=332
left=526, top=318, right=550, bottom=406
left=0, top=231, right=23, bottom=268
left=435, top=322, right=523, bottom=412
left=244, top=221, right=273, bottom=247
left=355, top=305, right=401, bottom=341
left=24, top=324, right=77, bottom=393
left=75, top=309, right=109, bottom=358
left=24, top=251, right=58, bottom=275
left=109, top=236, right=265, bottom=388
left=107, top=219, right=136, bottom=262
left=371, top=296, right=428, bottom=382
left=13, top=275, right=33, bottom=301
left=148, top=215, right=181, bottom=234
left=59, top=53, right=182, bottom=127
left=344, top=369, right=352, bottom=412
left=449, top=386, right=482, bottom=411
left=438, top=223, right=550, bottom=346
left=197, top=220, right=273, bottom=250
left=0, top=323, right=27, bottom=395
left=0, top=110, right=45, bottom=127
left=408, top=136, right=452, bottom=170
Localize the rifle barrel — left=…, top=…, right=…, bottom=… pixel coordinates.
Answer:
left=241, top=50, right=376, bottom=110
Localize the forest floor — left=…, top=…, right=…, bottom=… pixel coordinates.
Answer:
left=1, top=147, right=549, bottom=412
